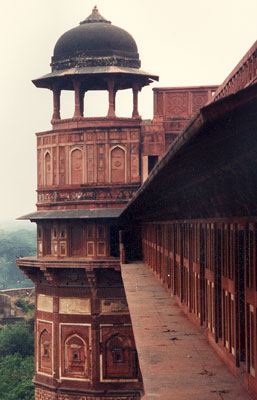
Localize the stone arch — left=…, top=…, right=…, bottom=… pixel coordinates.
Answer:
left=44, top=151, right=51, bottom=186
left=70, top=147, right=83, bottom=184
left=109, top=145, right=126, bottom=184
left=64, top=334, right=88, bottom=376
left=39, top=328, right=52, bottom=372
left=106, top=333, right=132, bottom=361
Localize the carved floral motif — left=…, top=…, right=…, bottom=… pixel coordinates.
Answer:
left=165, top=93, right=188, bottom=117
left=38, top=187, right=138, bottom=203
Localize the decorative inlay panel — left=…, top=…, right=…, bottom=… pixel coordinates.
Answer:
left=101, top=299, right=129, bottom=314
left=37, top=295, right=53, bottom=312
left=59, top=298, right=91, bottom=315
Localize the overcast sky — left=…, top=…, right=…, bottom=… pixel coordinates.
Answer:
left=0, top=0, right=256, bottom=223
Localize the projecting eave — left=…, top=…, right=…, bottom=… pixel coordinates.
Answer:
left=17, top=208, right=123, bottom=221
left=121, top=82, right=257, bottom=222
left=32, top=66, right=159, bottom=89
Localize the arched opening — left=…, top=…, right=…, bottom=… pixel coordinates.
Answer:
left=115, top=89, right=133, bottom=117
left=110, top=146, right=126, bottom=184
left=60, top=90, right=74, bottom=119
left=44, top=152, right=51, bottom=186
left=70, top=148, right=83, bottom=184
left=84, top=91, right=108, bottom=117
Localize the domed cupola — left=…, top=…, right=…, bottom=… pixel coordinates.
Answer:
left=33, top=6, right=158, bottom=121
left=51, top=6, right=140, bottom=71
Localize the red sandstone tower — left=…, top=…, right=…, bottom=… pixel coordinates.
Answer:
left=17, top=7, right=158, bottom=400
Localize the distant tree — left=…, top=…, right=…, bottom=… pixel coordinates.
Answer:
left=0, top=354, right=34, bottom=400
left=0, top=321, right=34, bottom=357
left=15, top=297, right=35, bottom=314
left=0, top=228, right=36, bottom=289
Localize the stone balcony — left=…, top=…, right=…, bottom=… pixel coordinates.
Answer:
left=17, top=256, right=121, bottom=284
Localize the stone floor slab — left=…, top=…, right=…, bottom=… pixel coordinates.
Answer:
left=121, top=262, right=253, bottom=400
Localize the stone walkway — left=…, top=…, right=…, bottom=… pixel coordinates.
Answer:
left=121, top=262, right=254, bottom=400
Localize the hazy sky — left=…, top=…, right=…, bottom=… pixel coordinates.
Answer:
left=0, top=0, right=256, bottom=222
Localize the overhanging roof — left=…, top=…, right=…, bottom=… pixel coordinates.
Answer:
left=33, top=66, right=159, bottom=89
left=18, top=208, right=123, bottom=221
left=121, top=82, right=257, bottom=222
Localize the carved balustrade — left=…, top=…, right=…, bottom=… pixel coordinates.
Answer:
left=213, top=41, right=257, bottom=101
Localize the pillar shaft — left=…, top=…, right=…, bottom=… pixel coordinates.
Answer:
left=107, top=79, right=116, bottom=117
left=52, top=88, right=61, bottom=120
left=80, top=90, right=85, bottom=117
left=73, top=79, right=82, bottom=118
left=132, top=86, right=139, bottom=118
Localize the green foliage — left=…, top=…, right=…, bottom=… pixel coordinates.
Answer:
left=15, top=297, right=28, bottom=312
left=0, top=228, right=36, bottom=289
left=0, top=321, right=34, bottom=357
left=0, top=320, right=34, bottom=399
left=0, top=354, right=34, bottom=400
left=15, top=297, right=35, bottom=314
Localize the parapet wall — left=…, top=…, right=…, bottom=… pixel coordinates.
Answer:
left=0, top=287, right=34, bottom=297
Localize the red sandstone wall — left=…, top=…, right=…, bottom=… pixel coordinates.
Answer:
left=37, top=124, right=141, bottom=209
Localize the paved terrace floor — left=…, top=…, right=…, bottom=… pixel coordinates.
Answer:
left=121, top=262, right=253, bottom=400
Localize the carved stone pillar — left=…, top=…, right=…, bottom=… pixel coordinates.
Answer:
left=52, top=88, right=61, bottom=120
left=107, top=79, right=116, bottom=117
left=73, top=79, right=82, bottom=118
left=132, top=85, right=139, bottom=118
left=80, top=90, right=85, bottom=117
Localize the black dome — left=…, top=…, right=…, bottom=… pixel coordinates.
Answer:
left=51, top=6, right=140, bottom=71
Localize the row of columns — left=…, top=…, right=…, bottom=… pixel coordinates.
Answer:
left=52, top=78, right=140, bottom=120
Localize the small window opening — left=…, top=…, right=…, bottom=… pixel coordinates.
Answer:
left=148, top=155, right=158, bottom=174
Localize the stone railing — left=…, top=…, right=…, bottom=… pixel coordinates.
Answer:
left=213, top=40, right=257, bottom=101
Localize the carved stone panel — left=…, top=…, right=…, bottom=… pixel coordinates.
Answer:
left=165, top=92, right=188, bottom=118
left=101, top=299, right=129, bottom=314
left=60, top=324, right=91, bottom=380
left=59, top=146, right=66, bottom=185
left=111, top=147, right=125, bottom=183
left=53, top=146, right=57, bottom=185
left=45, top=152, right=51, bottom=186
left=37, top=320, right=53, bottom=375
left=131, top=155, right=139, bottom=180
left=192, top=91, right=209, bottom=114
left=156, top=92, right=163, bottom=115
left=71, top=149, right=83, bottom=184
left=38, top=149, right=43, bottom=186
left=98, top=145, right=105, bottom=183
left=100, top=325, right=137, bottom=381
left=87, top=145, right=94, bottom=183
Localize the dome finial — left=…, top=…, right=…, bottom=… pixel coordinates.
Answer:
left=80, top=6, right=111, bottom=24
